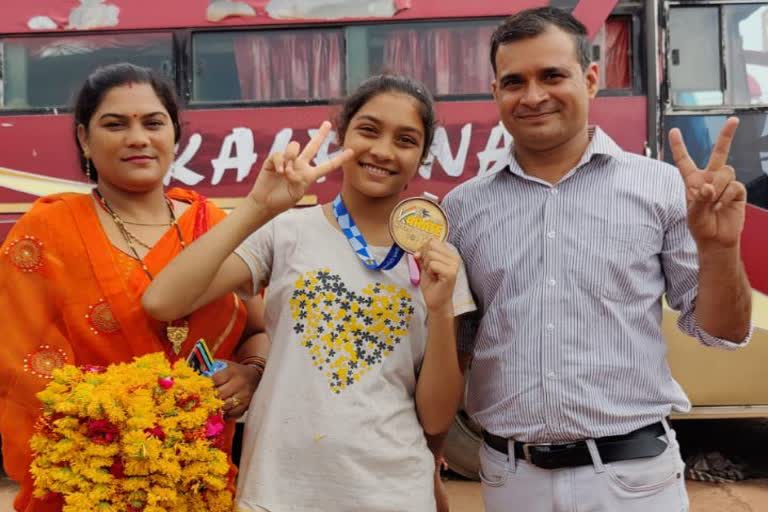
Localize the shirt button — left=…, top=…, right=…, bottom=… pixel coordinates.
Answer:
left=546, top=230, right=556, bottom=239
left=546, top=371, right=557, bottom=379
left=546, top=323, right=555, bottom=331
left=548, top=278, right=556, bottom=286
left=551, top=188, right=559, bottom=195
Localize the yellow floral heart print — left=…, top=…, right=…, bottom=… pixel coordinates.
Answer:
left=289, top=269, right=414, bottom=394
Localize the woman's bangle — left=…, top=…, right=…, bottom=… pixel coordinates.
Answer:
left=238, top=355, right=266, bottom=368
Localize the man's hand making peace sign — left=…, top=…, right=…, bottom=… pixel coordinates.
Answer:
left=667, top=116, right=752, bottom=343
left=668, top=117, right=745, bottom=250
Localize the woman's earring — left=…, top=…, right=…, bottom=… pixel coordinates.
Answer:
left=84, top=153, right=94, bottom=182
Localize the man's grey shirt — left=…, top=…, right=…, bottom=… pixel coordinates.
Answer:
left=442, top=127, right=749, bottom=443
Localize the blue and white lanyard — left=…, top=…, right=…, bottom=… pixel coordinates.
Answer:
left=332, top=194, right=404, bottom=271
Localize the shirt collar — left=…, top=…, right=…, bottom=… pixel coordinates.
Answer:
left=506, top=126, right=627, bottom=180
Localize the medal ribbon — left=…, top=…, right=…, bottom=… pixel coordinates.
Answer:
left=332, top=194, right=404, bottom=271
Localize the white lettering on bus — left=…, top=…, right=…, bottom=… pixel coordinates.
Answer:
left=269, top=128, right=294, bottom=155
left=431, top=123, right=472, bottom=177
left=211, top=127, right=258, bottom=185
left=166, top=133, right=204, bottom=186
left=477, top=122, right=513, bottom=176
left=170, top=123, right=512, bottom=186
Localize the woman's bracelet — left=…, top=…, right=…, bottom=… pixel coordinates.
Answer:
left=239, top=355, right=266, bottom=374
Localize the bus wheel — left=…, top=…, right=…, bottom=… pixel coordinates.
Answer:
left=443, top=409, right=482, bottom=480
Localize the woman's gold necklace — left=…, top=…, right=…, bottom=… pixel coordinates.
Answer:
left=93, top=189, right=190, bottom=355
left=122, top=219, right=173, bottom=227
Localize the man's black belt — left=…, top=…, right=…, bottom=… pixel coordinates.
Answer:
left=482, top=421, right=668, bottom=470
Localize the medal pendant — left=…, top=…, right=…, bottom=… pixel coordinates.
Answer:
left=166, top=321, right=189, bottom=354
left=389, top=196, right=449, bottom=254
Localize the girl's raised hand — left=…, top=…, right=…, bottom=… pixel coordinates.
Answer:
left=248, top=121, right=354, bottom=216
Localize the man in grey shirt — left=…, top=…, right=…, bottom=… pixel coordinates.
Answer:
left=442, top=7, right=752, bottom=512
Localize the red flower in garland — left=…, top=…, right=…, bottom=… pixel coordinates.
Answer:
left=109, top=457, right=125, bottom=479
left=205, top=413, right=225, bottom=439
left=84, top=419, right=119, bottom=445
left=183, top=429, right=204, bottom=442
left=144, top=424, right=166, bottom=441
left=177, top=394, right=200, bottom=411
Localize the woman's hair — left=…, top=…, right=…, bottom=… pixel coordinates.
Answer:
left=336, top=74, right=436, bottom=164
left=73, top=63, right=181, bottom=177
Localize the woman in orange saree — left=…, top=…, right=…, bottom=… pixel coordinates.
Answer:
left=0, top=64, right=264, bottom=512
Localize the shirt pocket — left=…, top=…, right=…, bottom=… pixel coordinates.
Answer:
left=575, top=223, right=661, bottom=303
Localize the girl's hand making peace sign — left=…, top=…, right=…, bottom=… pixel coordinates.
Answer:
left=248, top=121, right=354, bottom=217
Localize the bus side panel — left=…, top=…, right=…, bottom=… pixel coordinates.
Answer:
left=0, top=95, right=646, bottom=240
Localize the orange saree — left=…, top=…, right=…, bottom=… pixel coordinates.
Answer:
left=0, top=188, right=247, bottom=511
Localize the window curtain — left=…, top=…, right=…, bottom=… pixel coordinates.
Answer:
left=381, top=25, right=495, bottom=95
left=233, top=31, right=343, bottom=102
left=595, top=18, right=630, bottom=89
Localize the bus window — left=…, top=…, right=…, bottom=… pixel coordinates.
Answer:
left=192, top=29, right=344, bottom=104
left=668, top=6, right=723, bottom=107
left=723, top=4, right=768, bottom=106
left=669, top=4, right=768, bottom=108
left=345, top=20, right=497, bottom=98
left=592, top=16, right=632, bottom=90
left=346, top=16, right=633, bottom=98
left=0, top=33, right=173, bottom=111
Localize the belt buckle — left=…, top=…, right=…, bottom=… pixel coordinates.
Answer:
left=521, top=442, right=552, bottom=464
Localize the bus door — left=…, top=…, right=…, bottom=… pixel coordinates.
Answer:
left=661, top=0, right=768, bottom=417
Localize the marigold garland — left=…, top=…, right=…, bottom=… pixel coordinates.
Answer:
left=30, top=352, right=233, bottom=512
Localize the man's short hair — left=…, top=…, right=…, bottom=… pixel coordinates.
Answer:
left=490, top=7, right=591, bottom=74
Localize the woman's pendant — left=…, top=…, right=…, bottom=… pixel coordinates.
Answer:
left=166, top=320, right=189, bottom=354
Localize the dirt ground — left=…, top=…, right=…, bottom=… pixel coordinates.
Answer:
left=1, top=478, right=766, bottom=510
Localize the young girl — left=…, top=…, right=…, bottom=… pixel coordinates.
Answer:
left=143, top=74, right=475, bottom=511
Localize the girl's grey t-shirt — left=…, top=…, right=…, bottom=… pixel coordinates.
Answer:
left=233, top=205, right=475, bottom=512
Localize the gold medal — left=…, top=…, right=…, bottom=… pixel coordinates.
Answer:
left=166, top=320, right=189, bottom=355
left=389, top=196, right=449, bottom=254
